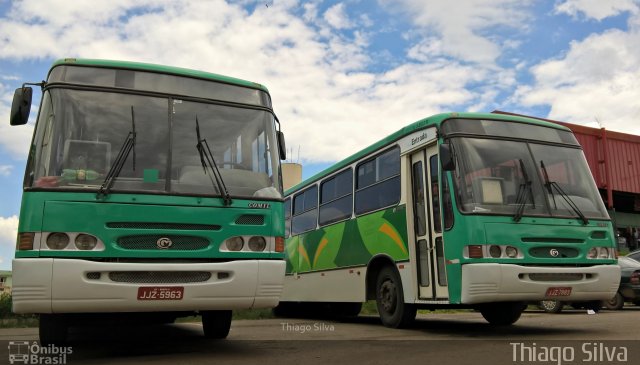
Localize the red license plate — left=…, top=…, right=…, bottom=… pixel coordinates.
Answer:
left=137, top=286, right=184, bottom=300
left=545, top=287, right=572, bottom=297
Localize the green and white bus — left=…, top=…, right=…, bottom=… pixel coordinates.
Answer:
left=279, top=112, right=620, bottom=328
left=10, top=58, right=287, bottom=343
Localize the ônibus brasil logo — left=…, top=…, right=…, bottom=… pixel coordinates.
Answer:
left=8, top=341, right=72, bottom=364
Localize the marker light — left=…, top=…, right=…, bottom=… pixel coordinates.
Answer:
left=468, top=245, right=483, bottom=258
left=275, top=237, right=285, bottom=252
left=17, top=232, right=35, bottom=251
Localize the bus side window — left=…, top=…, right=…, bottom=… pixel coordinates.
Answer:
left=319, top=169, right=353, bottom=226
left=291, top=185, right=318, bottom=235
left=355, top=147, right=400, bottom=215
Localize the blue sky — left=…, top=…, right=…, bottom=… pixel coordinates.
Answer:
left=1, top=0, right=640, bottom=269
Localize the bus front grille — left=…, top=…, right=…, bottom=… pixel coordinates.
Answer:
left=235, top=214, right=265, bottom=225
left=108, top=271, right=212, bottom=283
left=528, top=273, right=585, bottom=282
left=116, top=235, right=210, bottom=250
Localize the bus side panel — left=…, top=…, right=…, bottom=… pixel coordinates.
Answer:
left=280, top=268, right=366, bottom=302
left=288, top=206, right=409, bottom=274
left=281, top=206, right=409, bottom=302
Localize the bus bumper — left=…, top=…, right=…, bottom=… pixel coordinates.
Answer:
left=11, top=258, right=285, bottom=314
left=460, top=263, right=620, bottom=304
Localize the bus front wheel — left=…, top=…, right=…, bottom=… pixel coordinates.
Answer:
left=375, top=266, right=416, bottom=328
left=479, top=302, right=526, bottom=326
left=39, top=314, right=68, bottom=346
left=201, top=310, right=232, bottom=339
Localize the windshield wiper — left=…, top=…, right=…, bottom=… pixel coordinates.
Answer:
left=195, top=116, right=232, bottom=206
left=540, top=160, right=588, bottom=225
left=513, top=159, right=535, bottom=222
left=97, top=106, right=137, bottom=199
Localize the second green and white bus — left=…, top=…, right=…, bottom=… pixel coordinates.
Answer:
left=278, top=112, right=620, bottom=327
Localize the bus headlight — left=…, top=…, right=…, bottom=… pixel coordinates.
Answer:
left=489, top=245, right=502, bottom=258
left=46, top=232, right=70, bottom=250
left=248, top=236, right=267, bottom=252
left=598, top=247, right=609, bottom=259
left=505, top=246, right=518, bottom=258
left=225, top=236, right=244, bottom=251
left=75, top=234, right=98, bottom=250
left=587, top=247, right=613, bottom=259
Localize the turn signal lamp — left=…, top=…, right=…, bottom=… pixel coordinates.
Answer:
left=17, top=232, right=35, bottom=251
left=468, top=245, right=483, bottom=258
left=275, top=237, right=285, bottom=252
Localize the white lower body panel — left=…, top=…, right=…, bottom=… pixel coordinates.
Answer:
left=280, top=267, right=367, bottom=302
left=12, top=258, right=285, bottom=314
left=461, top=263, right=620, bottom=304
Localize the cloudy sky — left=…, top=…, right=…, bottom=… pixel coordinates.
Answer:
left=1, top=0, right=640, bottom=269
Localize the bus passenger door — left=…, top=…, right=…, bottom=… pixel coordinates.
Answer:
left=410, top=146, right=448, bottom=300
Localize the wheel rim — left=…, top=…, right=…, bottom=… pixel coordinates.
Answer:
left=541, top=300, right=557, bottom=311
left=379, top=279, right=397, bottom=314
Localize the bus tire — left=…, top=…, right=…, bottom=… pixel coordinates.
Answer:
left=539, top=300, right=564, bottom=313
left=39, top=314, right=68, bottom=346
left=602, top=292, right=624, bottom=310
left=375, top=266, right=416, bottom=328
left=480, top=302, right=525, bottom=326
left=202, top=310, right=232, bottom=339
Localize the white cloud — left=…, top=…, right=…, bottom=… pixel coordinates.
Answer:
left=555, top=0, right=639, bottom=21
left=382, top=0, right=532, bottom=64
left=324, top=3, right=353, bottom=29
left=0, top=165, right=13, bottom=176
left=0, top=215, right=18, bottom=248
left=0, top=0, right=511, bottom=163
left=0, top=215, right=17, bottom=269
left=516, top=24, right=640, bottom=134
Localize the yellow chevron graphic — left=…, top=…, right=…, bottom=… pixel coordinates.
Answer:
left=313, top=238, right=329, bottom=268
left=379, top=222, right=407, bottom=255
left=298, top=242, right=311, bottom=268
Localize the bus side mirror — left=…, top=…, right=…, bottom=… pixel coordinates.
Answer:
left=277, top=131, right=287, bottom=160
left=10, top=87, right=33, bottom=126
left=440, top=143, right=455, bottom=171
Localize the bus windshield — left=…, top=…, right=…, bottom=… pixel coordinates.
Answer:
left=28, top=88, right=282, bottom=199
left=451, top=137, right=608, bottom=220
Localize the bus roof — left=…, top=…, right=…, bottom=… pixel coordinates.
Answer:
left=285, top=112, right=572, bottom=195
left=50, top=58, right=270, bottom=93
